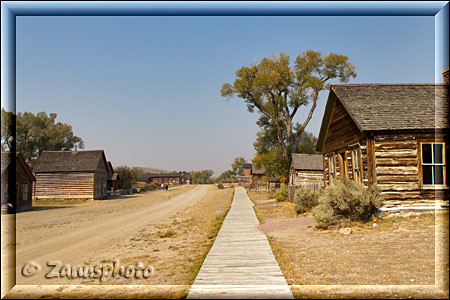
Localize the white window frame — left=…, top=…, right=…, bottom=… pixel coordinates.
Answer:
left=420, top=141, right=447, bottom=188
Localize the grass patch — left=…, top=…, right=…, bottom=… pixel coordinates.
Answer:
left=249, top=188, right=447, bottom=298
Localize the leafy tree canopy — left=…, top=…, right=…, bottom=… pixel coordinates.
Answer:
left=221, top=50, right=356, bottom=174
left=116, top=166, right=142, bottom=189
left=191, top=170, right=214, bottom=184
left=231, top=157, right=248, bottom=176
left=1, top=108, right=84, bottom=167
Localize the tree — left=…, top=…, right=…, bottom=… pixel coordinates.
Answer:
left=116, top=166, right=142, bottom=189
left=216, top=170, right=237, bottom=183
left=221, top=50, right=356, bottom=174
left=252, top=128, right=318, bottom=183
left=1, top=108, right=84, bottom=166
left=191, top=170, right=214, bottom=184
left=231, top=157, right=247, bottom=176
left=1, top=109, right=15, bottom=152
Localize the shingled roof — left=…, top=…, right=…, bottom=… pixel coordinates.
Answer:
left=332, top=84, right=448, bottom=131
left=1, top=152, right=35, bottom=181
left=317, top=83, right=449, bottom=151
left=292, top=153, right=323, bottom=171
left=251, top=165, right=265, bottom=175
left=33, top=150, right=107, bottom=173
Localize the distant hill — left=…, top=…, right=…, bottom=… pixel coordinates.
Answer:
left=139, top=167, right=168, bottom=174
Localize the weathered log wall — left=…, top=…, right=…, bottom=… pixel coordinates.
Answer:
left=34, top=172, right=94, bottom=200
left=322, top=99, right=365, bottom=154
left=16, top=161, right=34, bottom=211
left=374, top=133, right=448, bottom=208
left=94, top=158, right=108, bottom=199
left=291, top=170, right=324, bottom=186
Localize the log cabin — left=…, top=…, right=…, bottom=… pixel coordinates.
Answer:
left=316, top=83, right=449, bottom=209
left=251, top=165, right=266, bottom=190
left=289, top=153, right=324, bottom=186
left=288, top=153, right=323, bottom=201
left=1, top=153, right=35, bottom=212
left=33, top=150, right=109, bottom=200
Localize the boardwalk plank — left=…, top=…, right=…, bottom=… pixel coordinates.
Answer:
left=187, top=187, right=293, bottom=299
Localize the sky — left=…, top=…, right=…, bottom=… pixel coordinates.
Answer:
left=12, top=15, right=436, bottom=176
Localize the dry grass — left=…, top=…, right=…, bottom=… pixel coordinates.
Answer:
left=248, top=189, right=449, bottom=299
left=72, top=185, right=234, bottom=299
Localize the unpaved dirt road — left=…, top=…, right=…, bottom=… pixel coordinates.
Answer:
left=14, top=185, right=208, bottom=285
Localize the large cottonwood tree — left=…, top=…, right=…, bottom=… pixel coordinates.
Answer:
left=221, top=50, right=356, bottom=179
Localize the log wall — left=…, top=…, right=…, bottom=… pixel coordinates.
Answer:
left=34, top=172, right=94, bottom=200
left=94, top=158, right=108, bottom=199
left=291, top=169, right=324, bottom=186
left=374, top=133, right=448, bottom=208
left=322, top=99, right=365, bottom=154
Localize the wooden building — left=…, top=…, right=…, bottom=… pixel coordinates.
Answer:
left=139, top=172, right=190, bottom=185
left=237, top=163, right=252, bottom=184
left=289, top=153, right=324, bottom=185
left=251, top=165, right=266, bottom=190
left=106, top=161, right=119, bottom=192
left=33, top=150, right=109, bottom=200
left=316, top=83, right=449, bottom=209
left=250, top=165, right=280, bottom=190
left=1, top=153, right=35, bottom=212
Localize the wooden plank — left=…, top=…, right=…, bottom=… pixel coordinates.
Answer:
left=187, top=187, right=293, bottom=299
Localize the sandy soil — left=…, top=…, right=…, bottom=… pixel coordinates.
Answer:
left=248, top=190, right=449, bottom=299
left=13, top=185, right=205, bottom=285
left=3, top=185, right=234, bottom=299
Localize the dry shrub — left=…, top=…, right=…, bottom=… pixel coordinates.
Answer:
left=294, top=187, right=320, bottom=214
left=312, top=177, right=382, bottom=228
left=274, top=187, right=288, bottom=202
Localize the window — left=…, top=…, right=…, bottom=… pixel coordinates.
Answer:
left=22, top=184, right=28, bottom=202
left=327, top=154, right=335, bottom=183
left=351, top=148, right=361, bottom=184
left=420, top=142, right=446, bottom=187
left=339, top=152, right=348, bottom=177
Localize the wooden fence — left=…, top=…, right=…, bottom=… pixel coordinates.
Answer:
left=288, top=182, right=322, bottom=202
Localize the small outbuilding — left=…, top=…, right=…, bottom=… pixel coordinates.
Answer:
left=289, top=153, right=324, bottom=186
left=316, top=83, right=449, bottom=209
left=33, top=150, right=109, bottom=200
left=1, top=152, right=35, bottom=212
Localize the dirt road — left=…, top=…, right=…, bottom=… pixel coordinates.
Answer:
left=14, top=185, right=208, bottom=285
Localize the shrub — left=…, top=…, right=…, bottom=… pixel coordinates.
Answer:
left=274, top=187, right=288, bottom=202
left=314, top=177, right=382, bottom=227
left=217, top=183, right=224, bottom=189
left=294, top=187, right=320, bottom=214
left=312, top=203, right=336, bottom=228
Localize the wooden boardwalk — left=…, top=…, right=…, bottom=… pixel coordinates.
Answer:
left=187, top=187, right=293, bottom=299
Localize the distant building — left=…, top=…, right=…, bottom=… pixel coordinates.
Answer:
left=250, top=164, right=280, bottom=190
left=251, top=165, right=266, bottom=190
left=288, top=153, right=324, bottom=201
left=33, top=150, right=109, bottom=200
left=237, top=163, right=252, bottom=184
left=289, top=153, right=324, bottom=186
left=138, top=171, right=190, bottom=186
left=1, top=153, right=35, bottom=212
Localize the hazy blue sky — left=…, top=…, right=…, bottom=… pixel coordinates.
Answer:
left=14, top=15, right=435, bottom=175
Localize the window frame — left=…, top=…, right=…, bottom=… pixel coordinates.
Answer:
left=418, top=140, right=447, bottom=189
left=351, top=146, right=362, bottom=184
left=326, top=153, right=336, bottom=184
